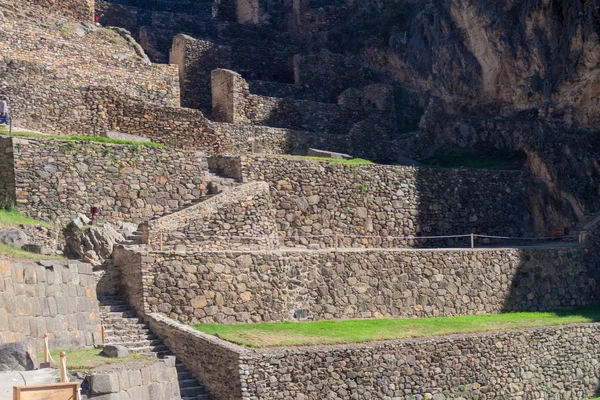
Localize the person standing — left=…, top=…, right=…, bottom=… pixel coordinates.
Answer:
left=0, top=96, right=8, bottom=126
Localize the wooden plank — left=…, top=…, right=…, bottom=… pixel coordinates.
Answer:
left=13, top=382, right=79, bottom=400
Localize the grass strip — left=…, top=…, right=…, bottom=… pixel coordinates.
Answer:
left=193, top=307, right=600, bottom=347
left=0, top=209, right=48, bottom=228
left=39, top=348, right=149, bottom=373
left=0, top=243, right=63, bottom=261
left=0, top=127, right=163, bottom=147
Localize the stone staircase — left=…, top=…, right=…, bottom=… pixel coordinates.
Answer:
left=121, top=169, right=240, bottom=246
left=98, top=295, right=211, bottom=400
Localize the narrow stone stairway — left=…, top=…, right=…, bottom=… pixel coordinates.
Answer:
left=98, top=295, right=212, bottom=400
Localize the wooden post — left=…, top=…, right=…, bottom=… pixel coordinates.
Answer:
left=470, top=233, right=475, bottom=249
left=59, top=352, right=68, bottom=383
left=100, top=324, right=105, bottom=345
left=44, top=333, right=50, bottom=364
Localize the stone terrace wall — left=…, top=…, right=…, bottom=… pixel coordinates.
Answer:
left=1, top=14, right=179, bottom=135
left=6, top=136, right=207, bottom=223
left=87, top=87, right=400, bottom=162
left=146, top=314, right=245, bottom=400
left=212, top=156, right=535, bottom=247
left=0, top=258, right=101, bottom=352
left=240, top=323, right=600, bottom=399
left=87, top=356, right=181, bottom=399
left=132, top=246, right=596, bottom=324
left=0, top=137, right=15, bottom=207
left=211, top=69, right=369, bottom=135
left=24, top=0, right=95, bottom=21
left=147, top=182, right=280, bottom=251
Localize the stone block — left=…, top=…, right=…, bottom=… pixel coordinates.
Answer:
left=102, top=345, right=129, bottom=358
left=90, top=373, right=120, bottom=394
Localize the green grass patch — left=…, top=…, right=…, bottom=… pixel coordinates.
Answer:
left=426, top=144, right=526, bottom=170
left=38, top=348, right=150, bottom=373
left=0, top=127, right=163, bottom=148
left=0, top=209, right=48, bottom=228
left=0, top=243, right=63, bottom=261
left=193, top=307, right=600, bottom=347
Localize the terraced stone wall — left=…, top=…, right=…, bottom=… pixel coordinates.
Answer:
left=24, top=0, right=95, bottom=21
left=212, top=155, right=535, bottom=246
left=146, top=182, right=279, bottom=251
left=127, top=246, right=596, bottom=324
left=5, top=136, right=208, bottom=223
left=0, top=258, right=101, bottom=352
left=1, top=15, right=179, bottom=136
left=212, top=69, right=391, bottom=136
left=240, top=323, right=600, bottom=400
left=0, top=137, right=15, bottom=207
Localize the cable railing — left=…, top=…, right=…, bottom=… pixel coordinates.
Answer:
left=149, top=231, right=586, bottom=251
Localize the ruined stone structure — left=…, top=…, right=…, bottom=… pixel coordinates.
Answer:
left=2, top=0, right=600, bottom=399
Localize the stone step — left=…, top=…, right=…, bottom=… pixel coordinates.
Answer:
left=101, top=310, right=138, bottom=319
left=103, top=321, right=149, bottom=330
left=105, top=333, right=159, bottom=342
left=106, top=339, right=164, bottom=348
left=179, top=379, right=203, bottom=389
left=180, top=386, right=209, bottom=397
left=99, top=305, right=131, bottom=312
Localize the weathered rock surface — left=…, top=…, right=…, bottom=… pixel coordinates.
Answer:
left=0, top=342, right=38, bottom=372
left=102, top=344, right=128, bottom=358
left=0, top=228, right=28, bottom=248
left=64, top=219, right=126, bottom=265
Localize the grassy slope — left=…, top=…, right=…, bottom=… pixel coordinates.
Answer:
left=0, top=127, right=163, bottom=147
left=193, top=307, right=600, bottom=347
left=40, top=348, right=149, bottom=373
left=0, top=209, right=47, bottom=227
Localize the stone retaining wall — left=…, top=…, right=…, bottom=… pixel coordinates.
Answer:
left=4, top=136, right=207, bottom=223
left=146, top=182, right=279, bottom=251
left=240, top=323, right=600, bottom=399
left=146, top=313, right=244, bottom=400
left=0, top=258, right=101, bottom=352
left=211, top=69, right=391, bottom=136
left=87, top=356, right=180, bottom=399
left=211, top=155, right=535, bottom=246
left=0, top=137, right=15, bottom=207
left=24, top=0, right=95, bottom=21
left=119, top=245, right=597, bottom=324
left=136, top=313, right=600, bottom=400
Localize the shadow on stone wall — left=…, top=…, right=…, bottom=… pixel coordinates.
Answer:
left=502, top=246, right=600, bottom=312
left=412, top=167, right=534, bottom=247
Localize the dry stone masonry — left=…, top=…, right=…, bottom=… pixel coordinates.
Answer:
left=2, top=136, right=208, bottom=223
left=117, top=246, right=596, bottom=324
left=87, top=356, right=181, bottom=399
left=146, top=182, right=280, bottom=251
left=0, top=258, right=101, bottom=352
left=211, top=155, right=535, bottom=247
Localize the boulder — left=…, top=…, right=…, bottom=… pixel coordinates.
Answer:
left=0, top=342, right=38, bottom=372
left=102, top=345, right=129, bottom=358
left=0, top=228, right=28, bottom=248
left=64, top=220, right=125, bottom=265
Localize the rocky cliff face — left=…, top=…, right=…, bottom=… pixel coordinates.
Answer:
left=322, top=0, right=599, bottom=229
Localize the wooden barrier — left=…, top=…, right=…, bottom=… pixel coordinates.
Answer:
left=13, top=382, right=79, bottom=400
